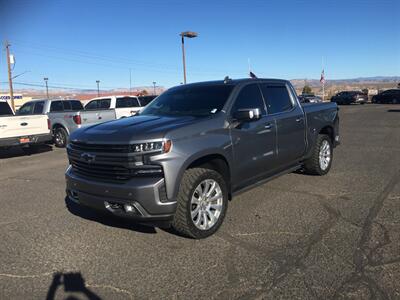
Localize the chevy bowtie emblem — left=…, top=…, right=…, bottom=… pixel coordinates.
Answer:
left=81, top=152, right=96, bottom=163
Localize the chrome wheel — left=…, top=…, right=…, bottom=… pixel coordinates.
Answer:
left=319, top=140, right=331, bottom=171
left=190, top=179, right=223, bottom=230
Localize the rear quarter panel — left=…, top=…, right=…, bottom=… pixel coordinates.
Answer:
left=0, top=115, right=50, bottom=139
left=302, top=102, right=339, bottom=156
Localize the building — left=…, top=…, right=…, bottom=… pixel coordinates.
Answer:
left=0, top=94, right=33, bottom=110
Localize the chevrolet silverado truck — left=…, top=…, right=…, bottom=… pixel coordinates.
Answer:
left=0, top=99, right=52, bottom=149
left=65, top=78, right=340, bottom=239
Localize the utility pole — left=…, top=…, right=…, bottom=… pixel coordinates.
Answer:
left=152, top=81, right=156, bottom=95
left=5, top=41, right=15, bottom=111
left=96, top=80, right=100, bottom=97
left=44, top=77, right=49, bottom=99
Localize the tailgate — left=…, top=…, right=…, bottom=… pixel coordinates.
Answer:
left=0, top=115, right=50, bottom=139
left=80, top=109, right=116, bottom=126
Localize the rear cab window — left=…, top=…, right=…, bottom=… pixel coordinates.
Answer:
left=0, top=102, right=13, bottom=116
left=116, top=97, right=139, bottom=108
left=260, top=84, right=294, bottom=114
left=33, top=101, right=45, bottom=114
left=70, top=101, right=83, bottom=111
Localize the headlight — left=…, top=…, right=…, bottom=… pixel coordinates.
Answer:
left=130, top=140, right=172, bottom=154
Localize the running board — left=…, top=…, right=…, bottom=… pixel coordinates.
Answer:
left=232, top=164, right=302, bottom=198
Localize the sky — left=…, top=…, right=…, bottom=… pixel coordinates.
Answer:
left=0, top=0, right=399, bottom=91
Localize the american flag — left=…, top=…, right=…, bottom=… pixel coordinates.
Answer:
left=320, top=69, right=325, bottom=84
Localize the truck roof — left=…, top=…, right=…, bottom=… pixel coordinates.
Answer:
left=181, top=78, right=290, bottom=87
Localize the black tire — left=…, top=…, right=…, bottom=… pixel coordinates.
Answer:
left=172, top=168, right=228, bottom=239
left=53, top=127, right=68, bottom=148
left=303, top=134, right=333, bottom=176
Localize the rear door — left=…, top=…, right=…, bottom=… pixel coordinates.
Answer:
left=230, top=83, right=277, bottom=188
left=83, top=98, right=113, bottom=124
left=260, top=83, right=306, bottom=167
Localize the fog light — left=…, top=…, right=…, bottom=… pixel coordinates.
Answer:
left=124, top=204, right=135, bottom=212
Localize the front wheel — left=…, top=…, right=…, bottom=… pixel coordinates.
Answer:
left=53, top=127, right=68, bottom=148
left=303, top=134, right=333, bottom=175
left=172, top=168, right=228, bottom=239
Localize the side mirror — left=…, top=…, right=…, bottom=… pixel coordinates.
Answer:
left=233, top=108, right=261, bottom=122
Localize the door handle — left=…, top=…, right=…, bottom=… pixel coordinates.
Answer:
left=295, top=118, right=303, bottom=122
left=264, top=123, right=273, bottom=129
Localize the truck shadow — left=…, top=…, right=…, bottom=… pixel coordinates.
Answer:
left=46, top=272, right=101, bottom=300
left=0, top=144, right=53, bottom=159
left=65, top=196, right=157, bottom=234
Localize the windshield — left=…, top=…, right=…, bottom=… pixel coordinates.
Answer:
left=140, top=84, right=234, bottom=117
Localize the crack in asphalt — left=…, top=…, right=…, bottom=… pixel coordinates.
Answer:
left=331, top=171, right=400, bottom=300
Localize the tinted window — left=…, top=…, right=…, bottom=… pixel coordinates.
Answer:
left=260, top=84, right=293, bottom=114
left=33, top=101, right=45, bottom=114
left=85, top=100, right=99, bottom=110
left=232, top=84, right=266, bottom=115
left=140, top=85, right=234, bottom=117
left=62, top=101, right=72, bottom=111
left=138, top=96, right=156, bottom=106
left=99, top=99, right=111, bottom=109
left=70, top=100, right=83, bottom=111
left=116, top=97, right=137, bottom=108
left=18, top=102, right=35, bottom=115
left=50, top=101, right=64, bottom=112
left=0, top=102, right=13, bottom=116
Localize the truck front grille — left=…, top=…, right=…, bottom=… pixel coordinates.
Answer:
left=67, top=142, right=163, bottom=182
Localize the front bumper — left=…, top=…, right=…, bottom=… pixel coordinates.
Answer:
left=0, top=133, right=52, bottom=147
left=65, top=166, right=177, bottom=221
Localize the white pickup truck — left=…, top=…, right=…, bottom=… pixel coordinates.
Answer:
left=0, top=100, right=52, bottom=149
left=84, top=95, right=156, bottom=119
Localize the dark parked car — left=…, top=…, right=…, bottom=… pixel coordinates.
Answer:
left=66, top=78, right=339, bottom=239
left=298, top=94, right=323, bottom=103
left=371, top=89, right=400, bottom=104
left=331, top=91, right=367, bottom=105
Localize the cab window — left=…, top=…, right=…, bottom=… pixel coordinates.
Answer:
left=231, top=84, right=266, bottom=115
left=260, top=84, right=293, bottom=114
left=50, top=101, right=64, bottom=112
left=18, top=102, right=35, bottom=115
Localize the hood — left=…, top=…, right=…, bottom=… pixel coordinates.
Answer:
left=70, top=114, right=199, bottom=144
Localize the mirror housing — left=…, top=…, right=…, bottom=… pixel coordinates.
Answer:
left=233, top=108, right=261, bottom=122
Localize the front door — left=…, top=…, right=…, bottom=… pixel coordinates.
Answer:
left=230, top=83, right=277, bottom=189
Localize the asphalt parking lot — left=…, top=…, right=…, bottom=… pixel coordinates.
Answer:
left=0, top=104, right=399, bottom=299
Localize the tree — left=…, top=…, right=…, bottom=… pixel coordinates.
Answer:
left=397, top=82, right=400, bottom=88
left=302, top=85, right=313, bottom=95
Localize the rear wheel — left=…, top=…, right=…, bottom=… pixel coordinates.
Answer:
left=53, top=127, right=68, bottom=148
left=172, top=168, right=228, bottom=239
left=303, top=134, right=333, bottom=175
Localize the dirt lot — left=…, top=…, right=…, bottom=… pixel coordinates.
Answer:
left=0, top=104, right=399, bottom=299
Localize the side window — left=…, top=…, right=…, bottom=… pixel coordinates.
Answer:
left=50, top=101, right=64, bottom=112
left=260, top=84, right=293, bottom=114
left=62, top=101, right=72, bottom=111
left=18, top=102, right=34, bottom=115
left=99, top=99, right=111, bottom=109
left=116, top=97, right=133, bottom=108
left=138, top=96, right=156, bottom=106
left=131, top=98, right=140, bottom=107
left=33, top=101, right=45, bottom=114
left=70, top=101, right=83, bottom=111
left=231, top=84, right=266, bottom=115
left=85, top=100, right=98, bottom=110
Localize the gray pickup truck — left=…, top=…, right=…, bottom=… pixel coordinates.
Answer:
left=65, top=78, right=339, bottom=239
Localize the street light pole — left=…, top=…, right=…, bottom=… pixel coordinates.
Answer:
left=44, top=77, right=49, bottom=99
left=180, top=31, right=198, bottom=84
left=152, top=81, right=156, bottom=95
left=5, top=41, right=15, bottom=111
left=96, top=80, right=100, bottom=97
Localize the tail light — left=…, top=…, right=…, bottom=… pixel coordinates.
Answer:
left=73, top=115, right=82, bottom=125
left=47, top=119, right=51, bottom=130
